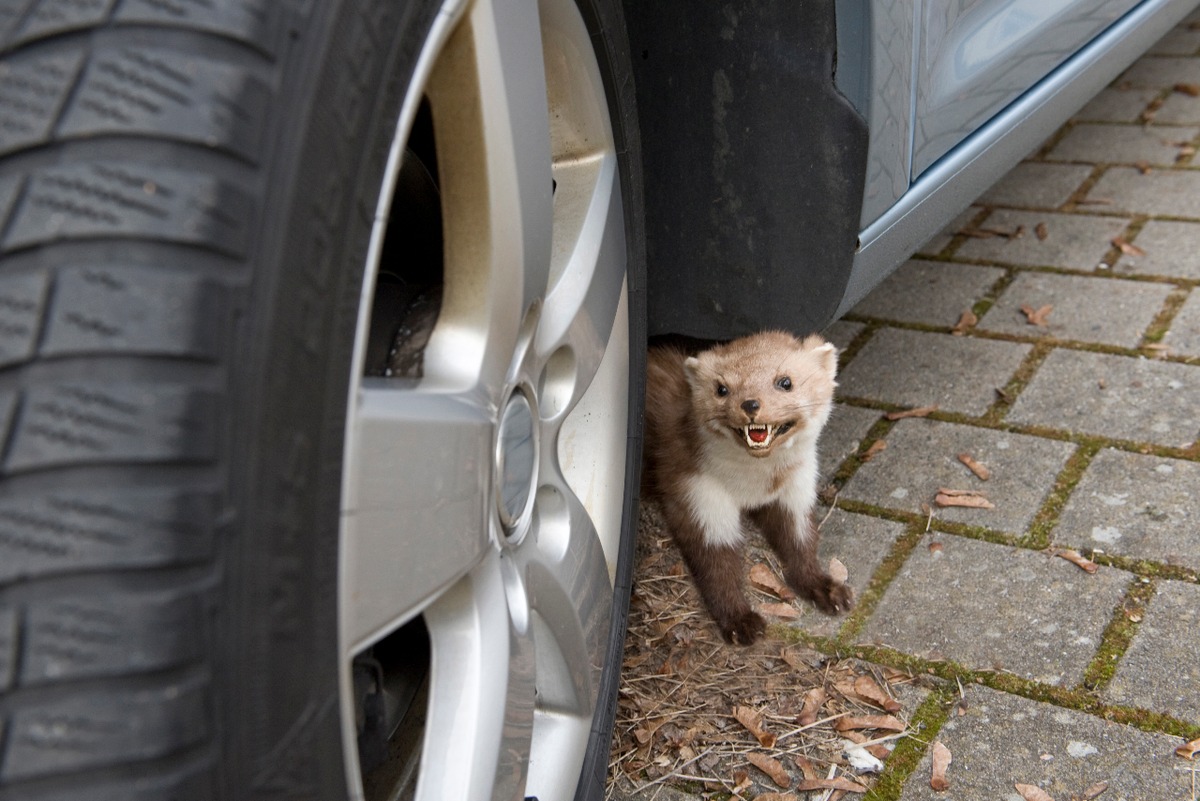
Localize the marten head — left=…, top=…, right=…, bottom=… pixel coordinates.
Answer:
left=684, top=331, right=838, bottom=458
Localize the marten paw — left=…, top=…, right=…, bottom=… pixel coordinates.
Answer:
left=805, top=576, right=855, bottom=616
left=718, top=610, right=767, bottom=646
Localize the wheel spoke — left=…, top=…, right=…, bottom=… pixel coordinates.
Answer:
left=536, top=153, right=626, bottom=406
left=421, top=0, right=555, bottom=395
left=526, top=477, right=613, bottom=713
left=341, top=383, right=494, bottom=652
left=417, top=552, right=535, bottom=801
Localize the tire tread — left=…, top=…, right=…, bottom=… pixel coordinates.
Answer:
left=0, top=1, right=303, bottom=793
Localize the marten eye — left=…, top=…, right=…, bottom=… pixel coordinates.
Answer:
left=776, top=376, right=793, bottom=391
left=716, top=383, right=729, bottom=397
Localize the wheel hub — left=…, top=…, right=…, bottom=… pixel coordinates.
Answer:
left=495, top=389, right=538, bottom=536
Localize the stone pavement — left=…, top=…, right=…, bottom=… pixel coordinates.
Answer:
left=611, top=15, right=1200, bottom=801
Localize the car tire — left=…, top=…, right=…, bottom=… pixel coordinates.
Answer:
left=0, top=0, right=644, bottom=799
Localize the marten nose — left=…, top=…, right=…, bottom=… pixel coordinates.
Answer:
left=741, top=399, right=760, bottom=416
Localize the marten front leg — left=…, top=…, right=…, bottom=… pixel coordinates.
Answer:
left=659, top=495, right=765, bottom=645
left=749, top=500, right=853, bottom=615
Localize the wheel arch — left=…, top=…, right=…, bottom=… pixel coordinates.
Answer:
left=622, top=0, right=869, bottom=340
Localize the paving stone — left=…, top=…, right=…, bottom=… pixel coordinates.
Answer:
left=917, top=206, right=978, bottom=256
left=977, top=272, right=1173, bottom=347
left=1113, top=219, right=1200, bottom=278
left=1055, top=449, right=1200, bottom=570
left=842, top=418, right=1074, bottom=534
left=823, top=319, right=864, bottom=352
left=1164, top=290, right=1200, bottom=355
left=1105, top=580, right=1200, bottom=723
left=954, top=209, right=1129, bottom=270
left=1048, top=122, right=1200, bottom=166
left=977, top=163, right=1092, bottom=208
left=1009, top=349, right=1199, bottom=447
left=839, top=331, right=1030, bottom=417
left=1149, top=25, right=1200, bottom=56
left=1120, top=55, right=1200, bottom=88
left=848, top=259, right=1004, bottom=326
left=781, top=510, right=904, bottom=638
left=1155, top=89, right=1200, bottom=123
left=860, top=537, right=1126, bottom=685
left=844, top=417, right=1070, bottom=534
left=1073, top=87, right=1162, bottom=123
left=819, top=403, right=880, bottom=482
left=1086, top=166, right=1200, bottom=218
left=899, top=686, right=1193, bottom=801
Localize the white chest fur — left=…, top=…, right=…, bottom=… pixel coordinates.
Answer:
left=682, top=428, right=822, bottom=548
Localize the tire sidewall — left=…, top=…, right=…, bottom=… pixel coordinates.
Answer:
left=221, top=2, right=439, bottom=796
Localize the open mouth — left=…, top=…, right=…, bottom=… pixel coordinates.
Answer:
left=738, top=422, right=794, bottom=450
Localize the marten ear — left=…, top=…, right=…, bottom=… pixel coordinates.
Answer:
left=683, top=355, right=701, bottom=384
left=811, top=340, right=840, bottom=374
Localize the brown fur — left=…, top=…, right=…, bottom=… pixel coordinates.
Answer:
left=642, top=331, right=852, bottom=645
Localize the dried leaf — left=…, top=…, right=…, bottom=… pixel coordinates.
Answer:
left=797, top=687, right=827, bottom=725
left=1144, top=342, right=1172, bottom=359
left=759, top=602, right=800, bottom=619
left=829, top=557, right=849, bottom=584
left=834, top=714, right=907, bottom=733
left=733, top=706, right=777, bottom=748
left=1081, top=781, right=1109, bottom=800
left=930, top=741, right=952, bottom=791
left=747, top=753, right=791, bottom=789
left=1015, top=783, right=1055, bottom=801
left=750, top=563, right=796, bottom=600
left=1111, top=236, right=1146, bottom=257
left=1055, top=548, right=1099, bottom=574
left=861, top=440, right=887, bottom=461
left=780, top=647, right=811, bottom=670
left=792, top=777, right=869, bottom=793
left=853, top=675, right=902, bottom=713
left=867, top=743, right=893, bottom=760
left=1020, top=303, right=1054, bottom=326
left=934, top=489, right=995, bottom=509
left=885, top=405, right=938, bottom=420
left=1035, top=222, right=1049, bottom=240
left=951, top=311, right=977, bottom=336
left=1176, top=82, right=1200, bottom=96
left=957, top=452, right=991, bottom=481
left=1177, top=737, right=1200, bottom=759
left=792, top=754, right=819, bottom=781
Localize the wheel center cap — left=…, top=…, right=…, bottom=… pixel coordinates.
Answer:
left=496, top=391, right=538, bottom=535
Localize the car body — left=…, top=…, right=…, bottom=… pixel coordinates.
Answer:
left=630, top=0, right=1197, bottom=339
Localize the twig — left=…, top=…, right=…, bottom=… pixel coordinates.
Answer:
left=819, top=491, right=839, bottom=529
left=853, top=730, right=911, bottom=749
left=818, top=764, right=840, bottom=801
left=775, top=711, right=852, bottom=743
left=630, top=747, right=715, bottom=794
